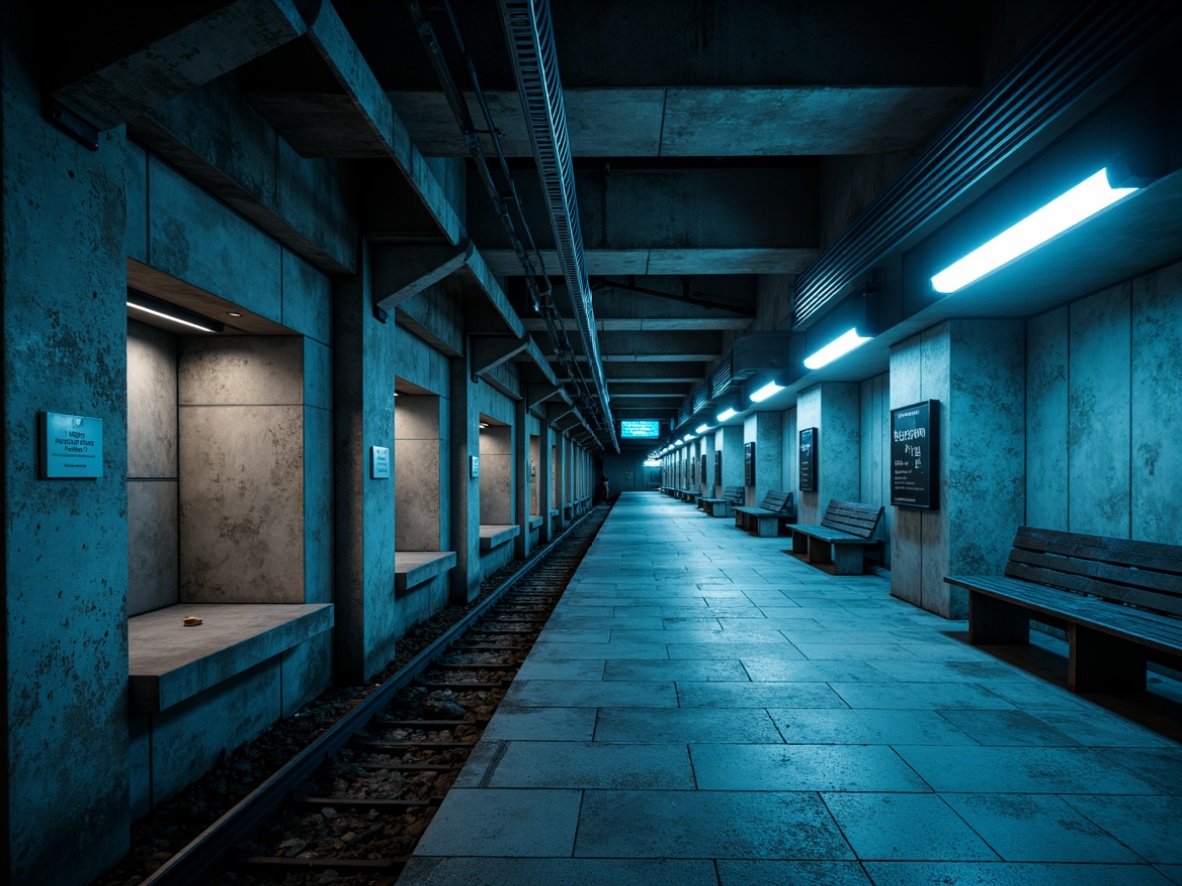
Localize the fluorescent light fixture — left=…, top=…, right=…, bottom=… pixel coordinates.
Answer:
left=682, top=434, right=695, bottom=442
left=126, top=291, right=223, bottom=333
left=804, top=327, right=872, bottom=370
left=749, top=380, right=784, bottom=403
left=931, top=168, right=1138, bottom=294
left=716, top=407, right=738, bottom=423
left=643, top=459, right=661, bottom=467
left=695, top=423, right=710, bottom=434
left=674, top=439, right=684, bottom=447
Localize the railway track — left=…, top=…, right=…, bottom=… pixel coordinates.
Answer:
left=139, top=507, right=609, bottom=886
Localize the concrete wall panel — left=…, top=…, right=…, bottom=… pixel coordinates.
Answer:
left=127, top=321, right=178, bottom=479
left=1131, top=261, right=1182, bottom=543
left=1068, top=284, right=1131, bottom=537
left=304, top=337, right=333, bottom=412
left=179, top=404, right=305, bottom=602
left=890, top=330, right=925, bottom=608
left=128, top=481, right=179, bottom=616
left=282, top=248, right=333, bottom=344
left=819, top=381, right=861, bottom=504
left=280, top=632, right=333, bottom=717
left=304, top=404, right=334, bottom=605
left=179, top=336, right=303, bottom=406
left=1026, top=306, right=1068, bottom=531
left=126, top=141, right=148, bottom=263
left=149, top=155, right=282, bottom=321
left=795, top=386, right=821, bottom=523
left=396, top=438, right=443, bottom=549
left=480, top=426, right=514, bottom=524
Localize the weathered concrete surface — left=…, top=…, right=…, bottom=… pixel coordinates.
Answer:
left=859, top=372, right=892, bottom=565
left=1026, top=306, right=1069, bottom=532
left=3, top=9, right=130, bottom=880
left=396, top=394, right=444, bottom=551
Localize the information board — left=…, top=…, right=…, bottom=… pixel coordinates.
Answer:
left=799, top=427, right=817, bottom=492
left=891, top=399, right=939, bottom=509
left=41, top=411, right=103, bottom=478
left=714, top=451, right=722, bottom=486
left=743, top=442, right=755, bottom=486
left=620, top=419, right=661, bottom=438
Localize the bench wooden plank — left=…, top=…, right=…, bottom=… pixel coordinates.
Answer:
left=947, top=526, right=1182, bottom=693
left=788, top=500, right=883, bottom=575
left=733, top=490, right=794, bottom=536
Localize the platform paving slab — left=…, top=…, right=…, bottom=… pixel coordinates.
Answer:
left=398, top=491, right=1182, bottom=886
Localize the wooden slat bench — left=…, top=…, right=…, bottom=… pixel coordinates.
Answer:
left=945, top=526, right=1182, bottom=693
left=734, top=490, right=795, bottom=537
left=790, top=499, right=883, bottom=574
left=676, top=487, right=700, bottom=505
left=700, top=485, right=745, bottom=518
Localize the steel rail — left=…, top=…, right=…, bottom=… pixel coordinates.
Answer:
left=141, top=508, right=598, bottom=885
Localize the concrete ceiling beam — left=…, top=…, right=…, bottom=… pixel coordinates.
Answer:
left=50, top=0, right=316, bottom=131
left=471, top=335, right=529, bottom=381
left=371, top=241, right=473, bottom=312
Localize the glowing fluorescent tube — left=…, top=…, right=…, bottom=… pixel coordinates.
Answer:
left=749, top=381, right=784, bottom=403
left=804, top=327, right=872, bottom=369
left=931, top=168, right=1137, bottom=294
left=695, top=423, right=710, bottom=434
left=716, top=407, right=738, bottom=422
left=127, top=301, right=220, bottom=333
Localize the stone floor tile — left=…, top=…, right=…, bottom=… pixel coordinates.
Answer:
left=692, top=744, right=929, bottom=792
left=741, top=657, right=887, bottom=683
left=1155, top=865, right=1182, bottom=884
left=669, top=641, right=806, bottom=660
left=1094, top=746, right=1182, bottom=786
left=769, top=708, right=977, bottom=746
left=594, top=707, right=783, bottom=743
left=398, top=857, right=721, bottom=886
left=414, top=788, right=581, bottom=857
left=829, top=682, right=1016, bottom=710
left=529, top=641, right=670, bottom=660
left=481, top=706, right=599, bottom=741
left=676, top=681, right=846, bottom=709
left=935, top=710, right=1080, bottom=746
left=485, top=741, right=695, bottom=790
left=862, top=862, right=1174, bottom=885
left=942, top=793, right=1141, bottom=863
left=1030, top=709, right=1173, bottom=747
left=514, top=658, right=607, bottom=681
left=823, top=793, right=997, bottom=861
left=1062, top=795, right=1182, bottom=863
left=502, top=679, right=678, bottom=708
left=574, top=790, right=854, bottom=860
left=716, top=860, right=872, bottom=885
left=603, top=658, right=749, bottom=682
left=866, top=658, right=1033, bottom=683
left=893, top=745, right=1159, bottom=793
left=976, top=680, right=1093, bottom=711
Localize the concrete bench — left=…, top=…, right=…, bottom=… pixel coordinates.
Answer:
left=480, top=523, right=521, bottom=552
left=700, top=485, right=745, bottom=518
left=946, top=526, right=1182, bottom=693
left=395, top=551, right=457, bottom=592
left=734, top=490, right=795, bottom=537
left=790, top=499, right=883, bottom=574
left=675, top=487, right=700, bottom=504
left=529, top=515, right=545, bottom=530
left=128, top=603, right=334, bottom=713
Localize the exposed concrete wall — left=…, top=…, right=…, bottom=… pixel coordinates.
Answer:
left=780, top=407, right=798, bottom=507
left=1027, top=261, right=1182, bottom=543
left=859, top=372, right=893, bottom=565
left=128, top=321, right=179, bottom=615
left=479, top=425, right=513, bottom=524
left=891, top=320, right=1025, bottom=618
left=743, top=412, right=783, bottom=505
left=795, top=382, right=861, bottom=525
left=395, top=394, right=443, bottom=551
left=2, top=8, right=130, bottom=880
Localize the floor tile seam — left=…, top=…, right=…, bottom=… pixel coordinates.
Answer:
left=1021, top=792, right=1160, bottom=866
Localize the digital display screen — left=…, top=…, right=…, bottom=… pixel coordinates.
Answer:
left=620, top=419, right=661, bottom=439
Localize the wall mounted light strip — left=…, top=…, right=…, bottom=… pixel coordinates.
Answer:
left=749, top=381, right=785, bottom=403
left=716, top=407, right=738, bottom=422
left=803, top=328, right=872, bottom=370
left=931, top=168, right=1138, bottom=293
left=695, top=423, right=710, bottom=434
left=126, top=291, right=224, bottom=333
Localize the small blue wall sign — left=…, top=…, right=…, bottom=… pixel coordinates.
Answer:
left=41, top=412, right=103, bottom=479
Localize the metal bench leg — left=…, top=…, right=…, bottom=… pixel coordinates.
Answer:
left=968, top=593, right=1029, bottom=645
left=791, top=531, right=808, bottom=555
left=1069, top=626, right=1146, bottom=693
left=831, top=543, right=862, bottom=575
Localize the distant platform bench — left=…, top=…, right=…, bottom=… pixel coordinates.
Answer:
left=128, top=603, right=334, bottom=713
left=790, top=499, right=883, bottom=574
left=945, top=526, right=1182, bottom=693
left=480, top=524, right=521, bottom=551
left=395, top=551, right=457, bottom=592
left=700, top=485, right=745, bottom=518
left=676, top=488, right=700, bottom=505
left=734, top=490, right=795, bottom=537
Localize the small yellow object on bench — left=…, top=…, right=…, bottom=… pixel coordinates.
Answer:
left=182, top=615, right=203, bottom=627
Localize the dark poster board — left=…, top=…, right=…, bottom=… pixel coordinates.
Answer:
left=799, top=427, right=817, bottom=492
left=743, top=442, right=756, bottom=486
left=714, top=451, right=722, bottom=486
left=891, top=399, right=939, bottom=509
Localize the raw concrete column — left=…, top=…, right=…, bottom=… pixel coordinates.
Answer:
left=514, top=397, right=531, bottom=557
left=449, top=353, right=480, bottom=603
left=718, top=426, right=745, bottom=499
left=890, top=320, right=1025, bottom=618
left=744, top=412, right=783, bottom=504
left=2, top=9, right=130, bottom=880
left=795, top=382, right=861, bottom=525
left=333, top=246, right=398, bottom=681
left=699, top=434, right=716, bottom=498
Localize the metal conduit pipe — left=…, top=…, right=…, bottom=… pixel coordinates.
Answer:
left=497, top=0, right=618, bottom=452
left=790, top=0, right=1180, bottom=330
